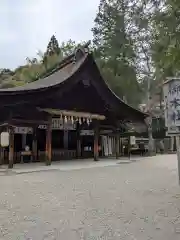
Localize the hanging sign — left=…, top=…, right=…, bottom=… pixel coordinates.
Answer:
left=38, top=118, right=76, bottom=130
left=14, top=127, right=33, bottom=134
left=163, top=78, right=180, bottom=135
left=80, top=130, right=94, bottom=136
left=163, top=77, right=180, bottom=185
left=100, top=130, right=113, bottom=135
left=0, top=132, right=10, bottom=147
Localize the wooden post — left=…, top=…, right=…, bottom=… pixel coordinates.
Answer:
left=94, top=121, right=99, bottom=161
left=32, top=127, right=38, bottom=162
left=77, top=139, right=81, bottom=158
left=64, top=130, right=69, bottom=150
left=76, top=123, right=81, bottom=158
left=8, top=127, right=14, bottom=169
left=128, top=136, right=131, bottom=159
left=115, top=132, right=120, bottom=159
left=22, top=133, right=26, bottom=150
left=176, top=136, right=180, bottom=185
left=0, top=146, right=3, bottom=166
left=119, top=137, right=122, bottom=156
left=45, top=116, right=52, bottom=165
left=0, top=129, right=2, bottom=165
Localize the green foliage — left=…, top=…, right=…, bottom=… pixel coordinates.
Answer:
left=61, top=39, right=78, bottom=56
left=46, top=35, right=61, bottom=56
left=152, top=0, right=180, bottom=78
left=92, top=0, right=143, bottom=106
left=0, top=69, right=14, bottom=87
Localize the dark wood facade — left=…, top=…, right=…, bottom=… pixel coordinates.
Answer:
left=0, top=48, right=146, bottom=167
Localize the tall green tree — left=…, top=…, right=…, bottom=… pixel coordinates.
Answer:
left=92, top=0, right=142, bottom=107
left=43, top=35, right=62, bottom=70
left=152, top=0, right=180, bottom=79
left=129, top=0, right=164, bottom=155
left=46, top=35, right=61, bottom=56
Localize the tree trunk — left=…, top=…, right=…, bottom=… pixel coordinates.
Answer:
left=170, top=136, right=175, bottom=152
left=148, top=129, right=154, bottom=156
left=145, top=116, right=154, bottom=156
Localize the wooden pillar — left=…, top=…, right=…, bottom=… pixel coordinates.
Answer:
left=0, top=146, right=3, bottom=166
left=45, top=116, right=52, bottom=165
left=115, top=132, right=120, bottom=159
left=94, top=120, right=99, bottom=161
left=76, top=123, right=81, bottom=158
left=8, top=127, right=14, bottom=169
left=22, top=133, right=26, bottom=150
left=119, top=137, right=122, bottom=156
left=32, top=127, right=38, bottom=162
left=128, top=136, right=131, bottom=158
left=77, top=139, right=81, bottom=158
left=64, top=130, right=69, bottom=149
left=0, top=129, right=2, bottom=165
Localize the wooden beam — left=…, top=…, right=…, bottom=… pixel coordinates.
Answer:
left=94, top=121, right=99, bottom=161
left=8, top=127, right=14, bottom=169
left=37, top=108, right=106, bottom=120
left=45, top=116, right=52, bottom=165
left=11, top=118, right=49, bottom=126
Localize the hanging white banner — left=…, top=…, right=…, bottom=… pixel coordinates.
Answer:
left=14, top=127, right=33, bottom=134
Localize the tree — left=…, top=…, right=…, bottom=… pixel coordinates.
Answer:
left=129, top=0, right=164, bottom=155
left=92, top=0, right=166, bottom=154
left=61, top=39, right=78, bottom=57
left=43, top=35, right=62, bottom=70
left=152, top=0, right=180, bottom=78
left=0, top=68, right=14, bottom=82
left=46, top=35, right=61, bottom=56
left=92, top=0, right=143, bottom=107
left=150, top=0, right=180, bottom=152
left=0, top=38, right=87, bottom=88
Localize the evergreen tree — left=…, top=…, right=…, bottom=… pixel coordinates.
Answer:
left=43, top=35, right=62, bottom=70
left=92, top=0, right=142, bottom=107
left=129, top=0, right=163, bottom=155
left=46, top=35, right=61, bottom=56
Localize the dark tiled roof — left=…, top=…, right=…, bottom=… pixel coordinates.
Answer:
left=0, top=43, right=147, bottom=121
left=0, top=53, right=87, bottom=93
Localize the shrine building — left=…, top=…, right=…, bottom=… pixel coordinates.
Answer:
left=0, top=45, right=146, bottom=168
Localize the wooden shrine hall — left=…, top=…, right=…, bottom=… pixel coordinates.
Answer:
left=0, top=46, right=146, bottom=168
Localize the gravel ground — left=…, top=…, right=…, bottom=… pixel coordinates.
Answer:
left=0, top=155, right=180, bottom=239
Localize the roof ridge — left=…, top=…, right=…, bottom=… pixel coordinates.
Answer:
left=35, top=41, right=91, bottom=80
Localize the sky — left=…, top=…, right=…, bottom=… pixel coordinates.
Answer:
left=0, top=0, right=99, bottom=70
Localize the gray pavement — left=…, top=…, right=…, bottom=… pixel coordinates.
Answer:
left=0, top=154, right=180, bottom=239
